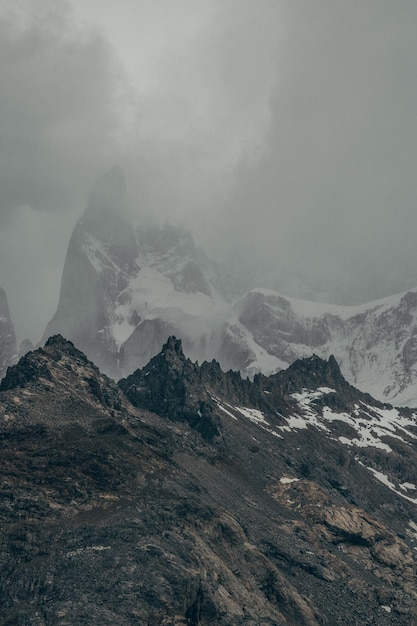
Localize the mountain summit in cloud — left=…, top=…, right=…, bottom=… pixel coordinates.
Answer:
left=43, top=168, right=229, bottom=378
left=0, top=286, right=17, bottom=379
left=43, top=169, right=417, bottom=407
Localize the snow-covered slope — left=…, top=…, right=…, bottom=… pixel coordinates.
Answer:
left=230, top=287, right=417, bottom=406
left=113, top=223, right=232, bottom=374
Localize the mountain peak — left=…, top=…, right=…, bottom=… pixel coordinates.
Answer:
left=161, top=335, right=185, bottom=358
left=289, top=353, right=342, bottom=379
left=81, top=165, right=133, bottom=248
left=0, top=336, right=126, bottom=416
left=0, top=335, right=88, bottom=392
left=44, top=333, right=80, bottom=350
left=0, top=286, right=17, bottom=380
left=120, top=337, right=224, bottom=440
left=266, top=352, right=384, bottom=416
left=270, top=353, right=346, bottom=392
left=139, top=335, right=189, bottom=377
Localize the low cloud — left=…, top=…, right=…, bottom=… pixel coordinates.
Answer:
left=3, top=0, right=417, bottom=341
left=0, top=0, right=130, bottom=340
left=210, top=1, right=417, bottom=303
left=0, top=0, right=126, bottom=221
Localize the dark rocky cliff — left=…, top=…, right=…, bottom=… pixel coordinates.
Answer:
left=119, top=336, right=258, bottom=441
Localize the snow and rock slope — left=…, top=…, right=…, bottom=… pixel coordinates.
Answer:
left=230, top=287, right=417, bottom=406
left=122, top=337, right=417, bottom=510
left=44, top=168, right=417, bottom=406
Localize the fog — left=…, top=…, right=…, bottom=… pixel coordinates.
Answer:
left=2, top=0, right=417, bottom=342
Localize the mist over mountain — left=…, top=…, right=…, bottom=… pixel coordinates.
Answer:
left=3, top=1, right=417, bottom=346
left=37, top=168, right=417, bottom=409
left=43, top=167, right=233, bottom=378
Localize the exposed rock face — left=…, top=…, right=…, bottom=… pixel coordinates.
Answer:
left=0, top=286, right=17, bottom=379
left=265, top=353, right=380, bottom=414
left=120, top=336, right=257, bottom=441
left=2, top=335, right=417, bottom=623
left=268, top=478, right=417, bottom=608
left=43, top=167, right=138, bottom=378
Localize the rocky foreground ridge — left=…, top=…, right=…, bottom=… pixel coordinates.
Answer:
left=2, top=336, right=417, bottom=624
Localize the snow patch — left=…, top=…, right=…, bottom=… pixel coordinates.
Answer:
left=233, top=406, right=283, bottom=439
left=280, top=477, right=300, bottom=484
left=292, top=388, right=336, bottom=406
left=400, top=482, right=416, bottom=491
left=111, top=266, right=229, bottom=350
left=282, top=390, right=417, bottom=452
left=367, top=467, right=417, bottom=504
left=226, top=318, right=286, bottom=377
left=236, top=407, right=270, bottom=426
left=215, top=402, right=238, bottom=421
left=279, top=388, right=335, bottom=433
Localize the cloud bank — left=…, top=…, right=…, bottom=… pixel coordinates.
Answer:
left=2, top=0, right=417, bottom=342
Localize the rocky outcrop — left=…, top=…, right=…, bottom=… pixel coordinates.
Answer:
left=120, top=336, right=257, bottom=441
left=265, top=353, right=383, bottom=413
left=0, top=286, right=17, bottom=379
left=0, top=334, right=126, bottom=416
left=269, top=478, right=417, bottom=616
left=120, top=339, right=389, bottom=440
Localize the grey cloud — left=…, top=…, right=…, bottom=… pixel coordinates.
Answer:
left=112, top=0, right=283, bottom=224
left=2, top=0, right=417, bottom=342
left=0, top=0, right=129, bottom=341
left=0, top=0, right=125, bottom=220
left=210, top=1, right=417, bottom=303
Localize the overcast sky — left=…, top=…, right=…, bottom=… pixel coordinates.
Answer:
left=2, top=0, right=417, bottom=342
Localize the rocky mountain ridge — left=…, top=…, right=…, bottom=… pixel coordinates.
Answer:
left=121, top=336, right=417, bottom=506
left=2, top=335, right=417, bottom=623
